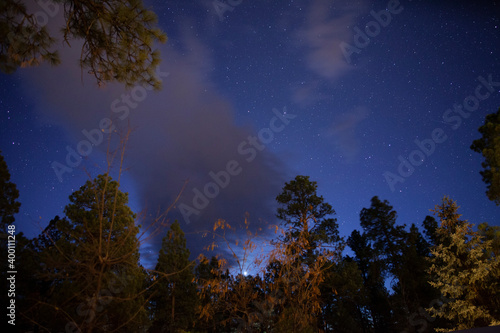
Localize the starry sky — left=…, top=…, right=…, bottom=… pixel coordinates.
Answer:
left=1, top=0, right=499, bottom=270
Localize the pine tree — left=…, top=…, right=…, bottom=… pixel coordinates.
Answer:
left=348, top=229, right=393, bottom=333
left=18, top=217, right=65, bottom=332
left=471, top=107, right=500, bottom=205
left=320, top=256, right=368, bottom=333
left=150, top=221, right=197, bottom=332
left=275, top=175, right=343, bottom=264
left=359, top=196, right=406, bottom=275
left=272, top=176, right=344, bottom=331
left=28, top=174, right=148, bottom=332
left=1, top=0, right=167, bottom=89
left=427, top=196, right=500, bottom=331
left=392, top=223, right=440, bottom=333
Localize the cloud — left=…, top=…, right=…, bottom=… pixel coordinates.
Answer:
left=20, top=24, right=289, bottom=268
left=296, top=0, right=365, bottom=80
left=324, top=106, right=369, bottom=161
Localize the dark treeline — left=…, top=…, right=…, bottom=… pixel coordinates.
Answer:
left=0, top=108, right=499, bottom=333
left=1, top=161, right=499, bottom=332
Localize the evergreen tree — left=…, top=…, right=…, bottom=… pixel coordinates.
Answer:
left=1, top=0, right=167, bottom=88
left=348, top=229, right=393, bottom=333
left=359, top=196, right=405, bottom=275
left=471, top=107, right=500, bottom=205
left=273, top=175, right=344, bottom=332
left=427, top=196, right=500, bottom=331
left=275, top=175, right=343, bottom=263
left=0, top=0, right=58, bottom=73
left=0, top=150, right=20, bottom=232
left=392, top=223, right=439, bottom=333
left=150, top=221, right=197, bottom=332
left=422, top=215, right=439, bottom=247
left=320, top=256, right=368, bottom=333
left=478, top=222, right=500, bottom=256
left=18, top=216, right=65, bottom=332
left=27, top=174, right=148, bottom=332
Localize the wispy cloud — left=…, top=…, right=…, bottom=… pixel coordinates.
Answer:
left=324, top=106, right=369, bottom=161
left=296, top=0, right=366, bottom=80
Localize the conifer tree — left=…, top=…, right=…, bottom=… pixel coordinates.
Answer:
left=359, top=196, right=405, bottom=274
left=0, top=150, right=20, bottom=232
left=348, top=229, right=393, bottom=333
left=1, top=0, right=167, bottom=89
left=28, top=174, right=148, bottom=332
left=471, top=107, right=500, bottom=205
left=320, top=256, right=367, bottom=333
left=150, top=221, right=197, bottom=332
left=427, top=196, right=500, bottom=331
left=275, top=175, right=343, bottom=264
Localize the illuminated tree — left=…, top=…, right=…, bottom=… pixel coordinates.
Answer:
left=275, top=175, right=343, bottom=264
left=427, top=196, right=500, bottom=331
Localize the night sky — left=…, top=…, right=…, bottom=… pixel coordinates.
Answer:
left=1, top=0, right=499, bottom=270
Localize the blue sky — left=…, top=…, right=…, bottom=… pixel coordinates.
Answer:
left=1, top=0, right=499, bottom=270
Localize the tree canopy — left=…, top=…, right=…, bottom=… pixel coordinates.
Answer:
left=21, top=174, right=148, bottom=332
left=471, top=107, right=500, bottom=205
left=428, top=196, right=500, bottom=331
left=5, top=171, right=499, bottom=332
left=0, top=0, right=167, bottom=89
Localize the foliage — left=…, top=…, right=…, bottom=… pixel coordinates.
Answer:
left=267, top=226, right=337, bottom=332
left=197, top=219, right=266, bottom=332
left=348, top=228, right=394, bottom=333
left=427, top=196, right=500, bottom=332
left=0, top=0, right=59, bottom=73
left=10, top=172, right=500, bottom=332
left=317, top=256, right=368, bottom=333
left=0, top=150, right=20, bottom=232
left=24, top=174, right=148, bottom=332
left=195, top=254, right=231, bottom=332
left=275, top=175, right=343, bottom=265
left=0, top=0, right=167, bottom=89
left=359, top=196, right=406, bottom=274
left=471, top=107, right=500, bottom=205
left=149, top=221, right=197, bottom=333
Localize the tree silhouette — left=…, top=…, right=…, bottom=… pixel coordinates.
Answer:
left=0, top=150, right=20, bottom=232
left=471, top=107, right=500, bottom=205
left=149, top=221, right=197, bottom=332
